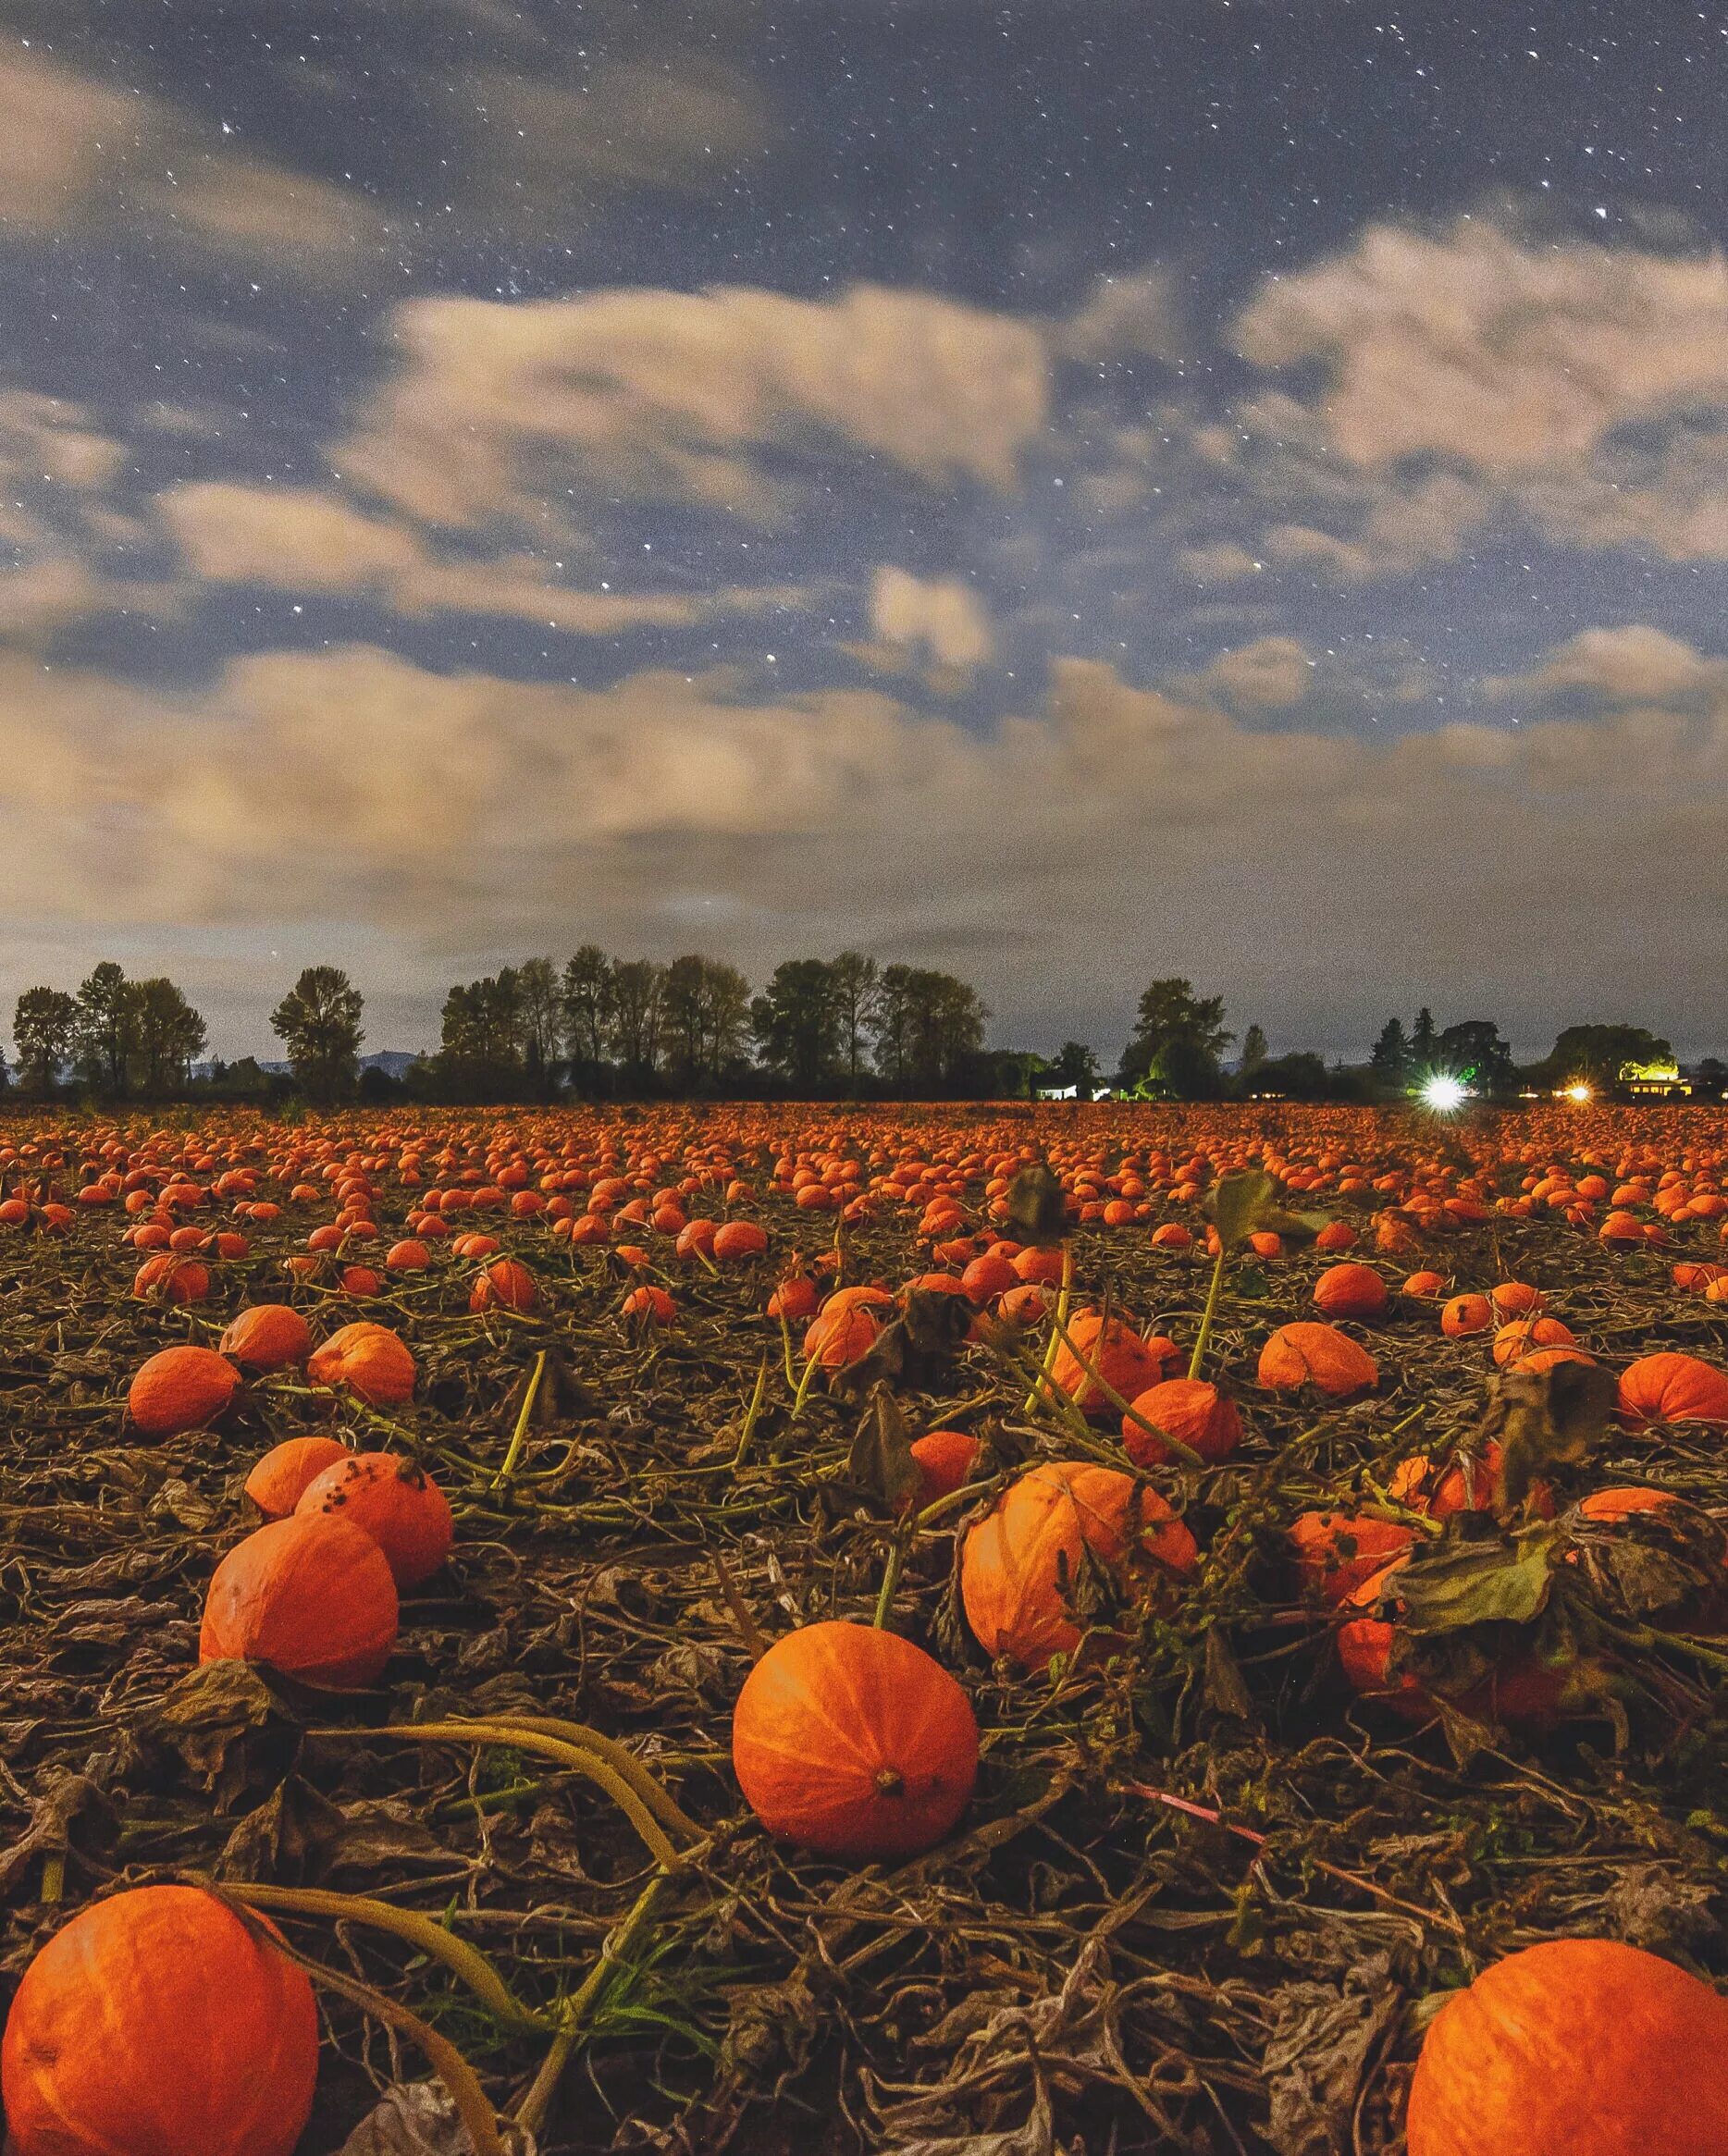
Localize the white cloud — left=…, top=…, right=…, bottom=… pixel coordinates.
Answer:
left=339, top=282, right=1051, bottom=527
left=869, top=568, right=994, bottom=671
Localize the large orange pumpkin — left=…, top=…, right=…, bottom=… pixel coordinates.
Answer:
left=960, top=1461, right=1197, bottom=1671
left=1047, top=1311, right=1174, bottom=1418
left=731, top=1620, right=978, bottom=1861
left=1311, top=1263, right=1389, bottom=1321
left=295, top=1451, right=452, bottom=1588
left=200, top=1513, right=399, bottom=1688
left=244, top=1435, right=349, bottom=1519
left=1256, top=1322, right=1377, bottom=1398
left=127, top=1344, right=241, bottom=1436
left=469, top=1257, right=537, bottom=1312
left=1, top=1884, right=319, bottom=2156
left=219, top=1302, right=312, bottom=1374
left=1120, top=1377, right=1241, bottom=1466
left=1405, top=1938, right=1728, bottom=2156
left=307, top=1320, right=416, bottom=1407
left=1616, top=1350, right=1728, bottom=1427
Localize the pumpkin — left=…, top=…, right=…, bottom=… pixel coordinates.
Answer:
left=1491, top=1315, right=1576, bottom=1367
left=469, top=1256, right=537, bottom=1312
left=1121, top=1377, right=1241, bottom=1467
left=731, top=1620, right=978, bottom=1861
left=623, top=1283, right=676, bottom=1325
left=712, top=1219, right=769, bottom=1262
left=0, top=1884, right=319, bottom=2156
left=906, top=1427, right=981, bottom=1509
left=1048, top=1312, right=1174, bottom=1418
left=295, top=1450, right=452, bottom=1588
left=1312, top=1263, right=1389, bottom=1322
left=1401, top=1269, right=1447, bottom=1299
left=1405, top=1938, right=1728, bottom=2156
left=244, top=1435, right=350, bottom=1518
left=131, top=1254, right=209, bottom=1304
left=1440, top=1292, right=1494, bottom=1337
left=1616, top=1350, right=1728, bottom=1427
left=1256, top=1322, right=1377, bottom=1398
left=219, top=1302, right=312, bottom=1373
left=1488, top=1280, right=1545, bottom=1319
left=767, top=1274, right=818, bottom=1322
left=307, top=1320, right=416, bottom=1407
left=127, top=1344, right=241, bottom=1436
left=200, top=1513, right=399, bottom=1688
left=961, top=1460, right=1197, bottom=1671
left=1286, top=1510, right=1415, bottom=1605
left=1338, top=1554, right=1567, bottom=1724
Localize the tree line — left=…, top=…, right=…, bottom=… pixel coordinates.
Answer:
left=6, top=958, right=1716, bottom=1106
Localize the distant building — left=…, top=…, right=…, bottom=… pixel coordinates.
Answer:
left=1618, top=1058, right=1693, bottom=1101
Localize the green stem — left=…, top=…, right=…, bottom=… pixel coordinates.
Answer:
left=733, top=1357, right=768, bottom=1472
left=492, top=1349, right=548, bottom=1488
left=1022, top=1242, right=1072, bottom=1414
left=513, top=1873, right=668, bottom=2139
left=873, top=1531, right=909, bottom=1628
left=1187, top=1242, right=1228, bottom=1383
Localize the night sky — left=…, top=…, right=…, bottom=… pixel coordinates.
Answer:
left=7, top=0, right=1728, bottom=1061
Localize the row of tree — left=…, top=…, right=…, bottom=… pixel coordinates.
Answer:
left=4, top=960, right=1712, bottom=1106
left=423, top=950, right=992, bottom=1101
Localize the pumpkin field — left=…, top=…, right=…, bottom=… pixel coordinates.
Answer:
left=6, top=1098, right=1728, bottom=2154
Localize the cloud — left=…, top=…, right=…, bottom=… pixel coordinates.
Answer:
left=13, top=636, right=1728, bottom=1057
left=1056, top=269, right=1186, bottom=364
left=1177, top=541, right=1264, bottom=584
left=1227, top=215, right=1728, bottom=571
left=868, top=568, right=994, bottom=671
left=1197, top=635, right=1313, bottom=708
left=339, top=282, right=1051, bottom=527
left=156, top=480, right=816, bottom=634
left=0, top=49, right=384, bottom=274
left=1484, top=624, right=1728, bottom=707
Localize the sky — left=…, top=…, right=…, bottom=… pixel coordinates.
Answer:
left=6, top=0, right=1728, bottom=1063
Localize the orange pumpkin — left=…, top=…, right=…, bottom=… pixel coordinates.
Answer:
left=1405, top=1938, right=1728, bottom=2156
left=1286, top=1509, right=1415, bottom=1605
left=731, top=1620, right=978, bottom=1861
left=127, top=1344, right=241, bottom=1437
left=1616, top=1350, right=1728, bottom=1427
left=1440, top=1292, right=1493, bottom=1337
left=244, top=1435, right=349, bottom=1519
left=1121, top=1377, right=1241, bottom=1467
left=295, top=1451, right=452, bottom=1588
left=307, top=1320, right=416, bottom=1407
left=219, top=1302, right=312, bottom=1373
left=1491, top=1315, right=1576, bottom=1367
left=960, top=1460, right=1197, bottom=1671
left=1048, top=1312, right=1174, bottom=1419
left=1, top=1884, right=319, bottom=2156
left=200, top=1513, right=399, bottom=1689
left=469, top=1256, right=537, bottom=1312
left=1312, top=1263, right=1389, bottom=1322
left=712, top=1219, right=769, bottom=1262
left=131, top=1254, right=209, bottom=1305
left=1256, top=1322, right=1377, bottom=1398
left=906, top=1427, right=981, bottom=1509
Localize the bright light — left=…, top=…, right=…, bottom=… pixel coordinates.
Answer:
left=1421, top=1075, right=1467, bottom=1112
left=1563, top=1082, right=1593, bottom=1104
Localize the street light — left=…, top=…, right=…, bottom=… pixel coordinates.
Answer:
left=1421, top=1074, right=1466, bottom=1112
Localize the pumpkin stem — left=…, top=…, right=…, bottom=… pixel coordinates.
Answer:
left=492, top=1348, right=548, bottom=1488
left=1187, top=1242, right=1228, bottom=1384
left=513, top=1871, right=668, bottom=2139
left=874, top=1766, right=905, bottom=1797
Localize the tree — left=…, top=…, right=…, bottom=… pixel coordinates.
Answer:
left=829, top=952, right=879, bottom=1092
left=1239, top=1023, right=1269, bottom=1078
left=1695, top=1056, right=1728, bottom=1098
left=1411, top=1006, right=1438, bottom=1068
left=514, top=958, right=563, bottom=1096
left=1047, top=1041, right=1100, bottom=1094
left=1436, top=1018, right=1515, bottom=1097
left=870, top=966, right=989, bottom=1095
left=751, top=959, right=841, bottom=1092
left=562, top=946, right=614, bottom=1079
left=73, top=961, right=138, bottom=1096
left=607, top=959, right=665, bottom=1078
left=130, top=978, right=208, bottom=1097
left=270, top=966, right=364, bottom=1103
left=13, top=987, right=76, bottom=1097
left=1255, top=1050, right=1330, bottom=1101
left=1549, top=1024, right=1674, bottom=1087
left=439, top=971, right=525, bottom=1097
left=1121, top=979, right=1232, bottom=1095
left=1369, top=1016, right=1412, bottom=1093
